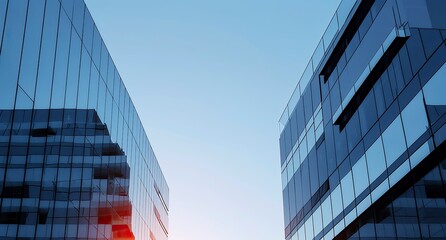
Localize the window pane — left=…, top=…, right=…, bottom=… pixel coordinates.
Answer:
left=0, top=0, right=7, bottom=49
left=366, top=137, right=386, bottom=183
left=83, top=9, right=94, bottom=54
left=313, top=206, right=323, bottom=236
left=331, top=185, right=343, bottom=218
left=72, top=0, right=84, bottom=36
left=77, top=46, right=91, bottom=109
left=321, top=196, right=333, bottom=228
left=88, top=65, right=99, bottom=109
left=341, top=171, right=355, bottom=207
left=35, top=0, right=60, bottom=109
left=305, top=216, right=314, bottom=240
left=65, top=27, right=81, bottom=108
left=0, top=0, right=28, bottom=108
left=51, top=10, right=71, bottom=108
left=402, top=92, right=429, bottom=147
left=92, top=26, right=101, bottom=68
left=382, top=116, right=406, bottom=166
left=353, top=155, right=369, bottom=196
left=423, top=62, right=446, bottom=124
left=18, top=0, right=45, bottom=99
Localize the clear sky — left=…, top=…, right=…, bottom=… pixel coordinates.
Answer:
left=84, top=1, right=341, bottom=239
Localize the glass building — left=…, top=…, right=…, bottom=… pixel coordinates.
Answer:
left=279, top=0, right=446, bottom=239
left=0, top=0, right=168, bottom=239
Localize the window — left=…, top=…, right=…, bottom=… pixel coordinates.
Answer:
left=423, top=62, right=446, bottom=124
left=341, top=172, right=355, bottom=207
left=18, top=0, right=45, bottom=99
left=51, top=10, right=71, bottom=108
left=353, top=155, right=369, bottom=196
left=331, top=185, right=343, bottom=219
left=382, top=115, right=406, bottom=166
left=0, top=0, right=28, bottom=108
left=35, top=0, right=60, bottom=109
left=366, top=137, right=386, bottom=183
left=321, top=195, right=333, bottom=228
left=401, top=92, right=429, bottom=147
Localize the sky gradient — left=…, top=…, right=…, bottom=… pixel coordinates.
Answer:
left=84, top=1, right=341, bottom=239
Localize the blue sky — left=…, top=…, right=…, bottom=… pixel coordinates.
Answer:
left=84, top=1, right=341, bottom=239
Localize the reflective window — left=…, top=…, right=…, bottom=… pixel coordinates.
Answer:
left=65, top=28, right=81, bottom=108
left=18, top=0, right=45, bottom=99
left=366, top=136, right=386, bottom=183
left=77, top=47, right=91, bottom=108
left=61, top=0, right=74, bottom=18
left=352, top=155, right=369, bottom=197
left=423, top=62, right=446, bottom=124
left=321, top=195, right=333, bottom=228
left=0, top=0, right=28, bottom=108
left=51, top=10, right=71, bottom=108
left=401, top=92, right=429, bottom=147
left=0, top=0, right=7, bottom=48
left=298, top=225, right=305, bottom=240
left=331, top=185, right=343, bottom=218
left=359, top=90, right=378, bottom=135
left=15, top=87, right=33, bottom=109
left=83, top=9, right=94, bottom=54
left=72, top=0, right=85, bottom=36
left=35, top=0, right=60, bottom=109
left=382, top=115, right=406, bottom=166
left=88, top=65, right=99, bottom=109
left=92, top=25, right=102, bottom=67
left=313, top=206, right=323, bottom=236
left=305, top=216, right=314, bottom=240
left=100, top=41, right=109, bottom=77
left=341, top=172, right=355, bottom=207
left=406, top=29, right=427, bottom=74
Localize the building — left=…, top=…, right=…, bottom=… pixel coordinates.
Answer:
left=0, top=0, right=168, bottom=239
left=279, top=0, right=446, bottom=239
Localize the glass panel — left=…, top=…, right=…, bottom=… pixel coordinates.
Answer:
left=51, top=9, right=71, bottom=108
left=18, top=0, right=45, bottom=99
left=423, top=63, right=446, bottom=124
left=97, top=79, right=106, bottom=121
left=83, top=9, right=94, bottom=54
left=100, top=41, right=108, bottom=77
left=366, top=137, right=386, bottom=183
left=313, top=206, right=323, bottom=236
left=341, top=171, right=355, bottom=207
left=92, top=25, right=101, bottom=68
left=313, top=40, right=325, bottom=70
left=382, top=115, right=406, bottom=166
left=88, top=65, right=99, bottom=109
left=305, top=216, right=314, bottom=240
left=324, top=16, right=339, bottom=49
left=401, top=92, right=429, bottom=147
left=321, top=195, right=333, bottom=228
left=352, top=155, right=369, bottom=197
left=35, top=0, right=60, bottom=109
left=77, top=46, right=91, bottom=108
left=72, top=0, right=84, bottom=36
left=0, top=0, right=8, bottom=50
left=0, top=0, right=28, bottom=108
left=61, top=0, right=74, bottom=19
left=65, top=27, right=81, bottom=108
left=331, top=185, right=343, bottom=218
left=15, top=86, right=33, bottom=109
left=337, top=0, right=356, bottom=25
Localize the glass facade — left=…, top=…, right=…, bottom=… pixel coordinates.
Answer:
left=279, top=0, right=446, bottom=239
left=0, top=0, right=169, bottom=239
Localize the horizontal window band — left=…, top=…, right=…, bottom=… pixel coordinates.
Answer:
left=284, top=180, right=330, bottom=239
left=333, top=26, right=410, bottom=130
left=321, top=0, right=376, bottom=83
left=333, top=138, right=446, bottom=240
